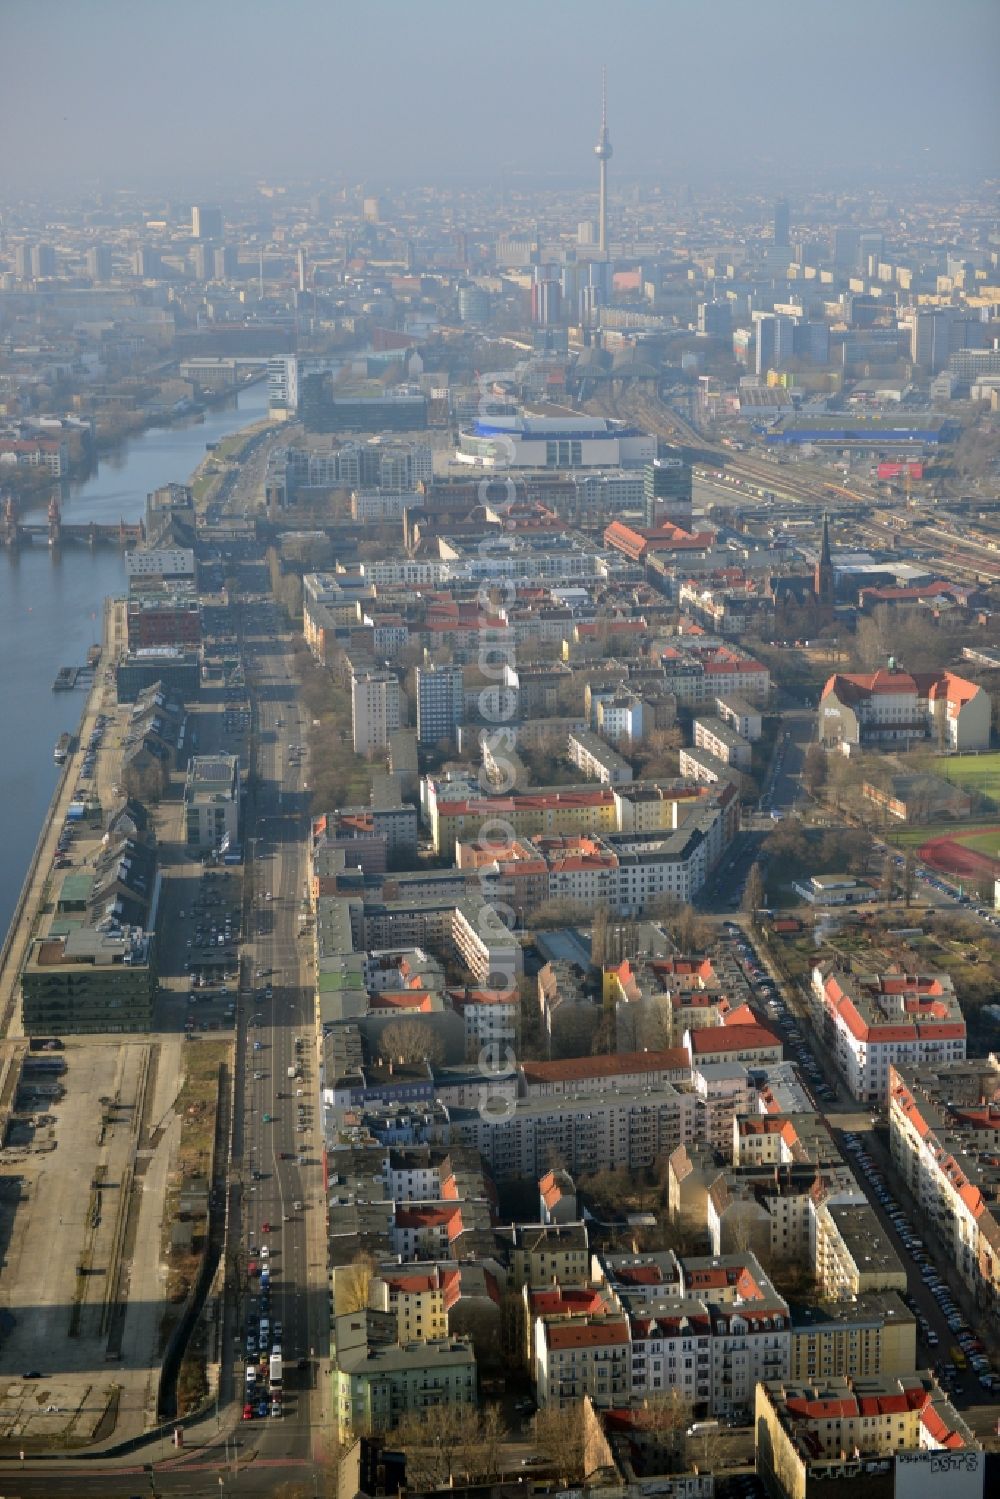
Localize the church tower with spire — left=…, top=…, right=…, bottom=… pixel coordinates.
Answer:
left=814, top=512, right=834, bottom=619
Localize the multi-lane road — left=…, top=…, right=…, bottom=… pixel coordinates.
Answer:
left=228, top=576, right=332, bottom=1473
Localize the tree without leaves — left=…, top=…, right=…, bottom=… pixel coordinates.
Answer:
left=591, top=904, right=611, bottom=968
left=533, top=1400, right=587, bottom=1482
left=529, top=897, right=593, bottom=930
left=802, top=742, right=827, bottom=797
left=742, top=862, right=766, bottom=921
left=640, top=1386, right=693, bottom=1440
left=393, top=1403, right=476, bottom=1484
left=378, top=1020, right=447, bottom=1067
left=337, top=1251, right=378, bottom=1314
left=903, top=851, right=916, bottom=906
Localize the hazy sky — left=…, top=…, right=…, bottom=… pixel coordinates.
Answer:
left=3, top=0, right=998, bottom=192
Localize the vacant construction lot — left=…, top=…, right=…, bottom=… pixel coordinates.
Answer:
left=0, top=1035, right=192, bottom=1447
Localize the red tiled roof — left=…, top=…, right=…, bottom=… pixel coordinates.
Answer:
left=545, top=1319, right=629, bottom=1350
left=688, top=1023, right=780, bottom=1055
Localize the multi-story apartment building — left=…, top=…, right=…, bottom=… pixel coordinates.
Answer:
left=715, top=695, right=763, bottom=742
left=448, top=986, right=519, bottom=1059
left=597, top=691, right=646, bottom=745
left=351, top=489, right=420, bottom=523
left=661, top=645, right=771, bottom=707
left=685, top=1022, right=783, bottom=1068
left=811, top=964, right=966, bottom=1104
left=811, top=1201, right=907, bottom=1300
left=183, top=754, right=240, bottom=850
left=334, top=1311, right=476, bottom=1440
left=788, top=1294, right=916, bottom=1383
left=319, top=803, right=418, bottom=863
left=450, top=1086, right=704, bottom=1181
left=693, top=715, right=753, bottom=770
left=369, top=1268, right=449, bottom=1343
left=679, top=580, right=775, bottom=638
left=504, top=1220, right=592, bottom=1289
left=415, top=665, right=464, bottom=747
left=534, top=1316, right=631, bottom=1409
left=888, top=1058, right=1000, bottom=1316
left=567, top=728, right=634, bottom=785
left=430, top=785, right=618, bottom=859
left=351, top=669, right=401, bottom=755
left=755, top=1374, right=979, bottom=1499
left=819, top=665, right=989, bottom=752
left=519, top=1048, right=690, bottom=1100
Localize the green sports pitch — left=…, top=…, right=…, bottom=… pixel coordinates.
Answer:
left=936, top=752, right=1000, bottom=805
left=952, top=827, right=1000, bottom=859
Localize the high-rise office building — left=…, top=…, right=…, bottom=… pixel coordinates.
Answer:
left=133, top=247, right=162, bottom=279
left=773, top=198, right=790, bottom=248
left=415, top=665, right=464, bottom=747
left=643, top=458, right=692, bottom=529
left=531, top=277, right=562, bottom=326
left=792, top=322, right=831, bottom=365
left=858, top=232, right=885, bottom=275
left=191, top=243, right=212, bottom=280
left=832, top=227, right=860, bottom=272
left=698, top=300, right=732, bottom=337
left=754, top=312, right=796, bottom=375
left=351, top=670, right=401, bottom=756
left=191, top=205, right=223, bottom=240
left=213, top=245, right=238, bottom=279
left=14, top=244, right=32, bottom=279
left=86, top=245, right=113, bottom=281
left=31, top=244, right=56, bottom=278
left=910, top=310, right=952, bottom=374
left=458, top=284, right=489, bottom=324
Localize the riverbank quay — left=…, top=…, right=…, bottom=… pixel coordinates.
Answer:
left=0, top=596, right=123, bottom=1038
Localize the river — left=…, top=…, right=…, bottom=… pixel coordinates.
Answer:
left=0, top=380, right=269, bottom=942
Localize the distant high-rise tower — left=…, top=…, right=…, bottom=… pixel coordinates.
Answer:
left=644, top=458, right=692, bottom=529
left=594, top=67, right=612, bottom=258
left=191, top=205, right=223, bottom=240
left=31, top=244, right=56, bottom=278
left=773, top=198, right=790, bottom=248
left=86, top=245, right=113, bottom=281
left=213, top=244, right=238, bottom=280
left=814, top=512, right=835, bottom=618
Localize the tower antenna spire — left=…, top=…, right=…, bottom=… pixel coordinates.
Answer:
left=594, top=66, right=613, bottom=258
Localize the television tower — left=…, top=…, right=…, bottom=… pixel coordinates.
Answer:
left=594, top=66, right=613, bottom=257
